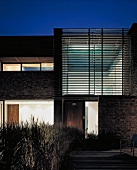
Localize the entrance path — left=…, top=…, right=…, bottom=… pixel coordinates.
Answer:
left=67, top=150, right=137, bottom=170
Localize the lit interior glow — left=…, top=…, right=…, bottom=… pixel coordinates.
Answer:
left=2, top=63, right=54, bottom=71
left=85, top=101, right=98, bottom=135
left=41, top=63, right=54, bottom=70
left=5, top=100, right=54, bottom=125
left=3, top=64, right=20, bottom=71
left=62, top=29, right=130, bottom=96
left=22, top=64, right=40, bottom=71
left=0, top=102, right=3, bottom=127
left=42, top=63, right=53, bottom=67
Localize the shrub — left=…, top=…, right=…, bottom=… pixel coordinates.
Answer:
left=84, top=132, right=120, bottom=151
left=0, top=123, right=30, bottom=169
left=97, top=133, right=120, bottom=150
left=0, top=121, right=84, bottom=170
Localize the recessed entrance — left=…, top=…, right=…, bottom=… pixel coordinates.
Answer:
left=85, top=101, right=98, bottom=135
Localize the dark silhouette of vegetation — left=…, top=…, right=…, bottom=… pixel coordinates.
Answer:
left=0, top=121, right=84, bottom=170
left=83, top=132, right=120, bottom=151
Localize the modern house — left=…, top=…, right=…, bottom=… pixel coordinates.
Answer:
left=0, top=23, right=137, bottom=138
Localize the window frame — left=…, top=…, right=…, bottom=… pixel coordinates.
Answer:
left=1, top=62, right=54, bottom=71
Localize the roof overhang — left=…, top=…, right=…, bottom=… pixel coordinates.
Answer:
left=0, top=57, right=53, bottom=63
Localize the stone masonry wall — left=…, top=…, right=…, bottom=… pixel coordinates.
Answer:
left=99, top=96, right=137, bottom=139
left=0, top=71, right=53, bottom=99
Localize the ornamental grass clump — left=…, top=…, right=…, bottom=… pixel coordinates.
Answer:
left=0, top=122, right=30, bottom=169
left=50, top=124, right=84, bottom=169
left=0, top=120, right=84, bottom=170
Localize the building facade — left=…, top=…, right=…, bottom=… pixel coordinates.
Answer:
left=0, top=23, right=137, bottom=138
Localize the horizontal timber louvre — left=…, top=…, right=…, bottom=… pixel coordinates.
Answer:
left=62, top=28, right=130, bottom=96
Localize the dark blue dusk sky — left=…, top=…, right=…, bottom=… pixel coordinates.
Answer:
left=0, top=0, right=137, bottom=35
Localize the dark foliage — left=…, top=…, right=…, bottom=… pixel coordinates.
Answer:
left=84, top=133, right=120, bottom=151
left=0, top=121, right=84, bottom=170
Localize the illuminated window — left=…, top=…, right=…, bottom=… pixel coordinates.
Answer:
left=22, top=64, right=40, bottom=71
left=41, top=63, right=54, bottom=71
left=62, top=29, right=130, bottom=95
left=3, top=64, right=21, bottom=71
left=5, top=100, right=54, bottom=125
left=0, top=102, right=3, bottom=127
left=2, top=63, right=54, bottom=71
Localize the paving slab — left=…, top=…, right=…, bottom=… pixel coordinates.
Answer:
left=68, top=150, right=137, bottom=170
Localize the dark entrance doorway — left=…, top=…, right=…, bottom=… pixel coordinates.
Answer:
left=64, top=101, right=84, bottom=129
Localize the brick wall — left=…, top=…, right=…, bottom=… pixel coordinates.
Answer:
left=99, top=96, right=137, bottom=138
left=129, top=23, right=137, bottom=95
left=0, top=71, right=54, bottom=99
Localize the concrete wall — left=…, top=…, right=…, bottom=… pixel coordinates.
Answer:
left=0, top=71, right=54, bottom=99
left=99, top=96, right=137, bottom=139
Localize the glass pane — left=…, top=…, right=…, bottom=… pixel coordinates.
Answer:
left=3, top=64, right=21, bottom=71
left=62, top=28, right=130, bottom=95
left=41, top=63, right=54, bottom=71
left=0, top=102, right=3, bottom=127
left=22, top=64, right=40, bottom=71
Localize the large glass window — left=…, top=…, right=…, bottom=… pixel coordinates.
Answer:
left=0, top=101, right=3, bottom=127
left=22, top=64, right=40, bottom=71
left=62, top=29, right=130, bottom=95
left=41, top=63, right=54, bottom=71
left=2, top=62, right=54, bottom=71
left=3, top=64, right=21, bottom=71
left=5, top=100, right=54, bottom=125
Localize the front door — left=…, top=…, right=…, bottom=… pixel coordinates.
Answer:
left=7, top=104, right=19, bottom=124
left=64, top=101, right=84, bottom=129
